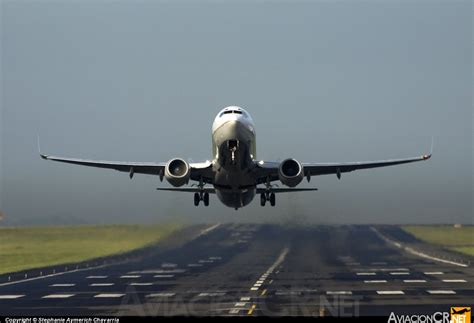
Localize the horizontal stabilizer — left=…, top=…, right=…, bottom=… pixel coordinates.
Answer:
left=256, top=188, right=318, bottom=194
left=156, top=187, right=216, bottom=194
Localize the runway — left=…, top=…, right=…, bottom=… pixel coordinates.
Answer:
left=0, top=224, right=472, bottom=316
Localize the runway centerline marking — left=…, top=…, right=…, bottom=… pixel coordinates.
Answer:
left=0, top=295, right=25, bottom=299
left=442, top=279, right=467, bottom=283
left=376, top=291, right=405, bottom=295
left=130, top=283, right=153, bottom=286
left=427, top=290, right=456, bottom=294
left=94, top=293, right=125, bottom=298
left=390, top=272, right=410, bottom=275
left=326, top=291, right=352, bottom=295
left=50, top=284, right=76, bottom=287
left=424, top=271, right=444, bottom=275
left=146, top=293, right=175, bottom=298
left=364, top=280, right=387, bottom=283
left=86, top=276, right=108, bottom=279
left=90, top=283, right=114, bottom=287
left=403, top=280, right=427, bottom=283
left=42, top=294, right=75, bottom=299
left=120, top=275, right=141, bottom=279
left=154, top=274, right=174, bottom=278
left=356, top=272, right=376, bottom=276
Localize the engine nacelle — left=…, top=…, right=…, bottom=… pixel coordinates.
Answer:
left=165, top=158, right=191, bottom=187
left=278, top=158, right=304, bottom=187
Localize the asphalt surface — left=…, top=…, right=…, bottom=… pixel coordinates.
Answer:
left=0, top=224, right=472, bottom=317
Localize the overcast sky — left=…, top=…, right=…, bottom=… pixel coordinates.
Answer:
left=1, top=0, right=472, bottom=225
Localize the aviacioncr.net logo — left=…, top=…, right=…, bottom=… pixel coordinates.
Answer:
left=388, top=311, right=451, bottom=323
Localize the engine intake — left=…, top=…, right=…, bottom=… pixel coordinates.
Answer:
left=165, top=158, right=191, bottom=187
left=278, top=158, right=304, bottom=187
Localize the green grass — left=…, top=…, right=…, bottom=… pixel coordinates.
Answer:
left=402, top=225, right=474, bottom=256
left=0, top=223, right=183, bottom=275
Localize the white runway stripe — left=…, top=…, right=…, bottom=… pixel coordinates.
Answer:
left=154, top=274, right=174, bottom=278
left=130, top=283, right=153, bottom=286
left=364, top=280, right=387, bottom=283
left=424, top=271, right=444, bottom=275
left=390, top=272, right=410, bottom=275
left=357, top=272, right=376, bottom=276
left=427, top=290, right=456, bottom=294
left=376, top=291, right=405, bottom=295
left=250, top=287, right=259, bottom=291
left=235, top=302, right=247, bottom=306
left=147, top=293, right=176, bottom=297
left=86, top=276, right=107, bottom=279
left=50, top=284, right=76, bottom=287
left=403, top=280, right=427, bottom=283
left=197, top=292, right=226, bottom=297
left=240, top=296, right=251, bottom=301
left=42, top=294, right=75, bottom=299
left=94, top=293, right=125, bottom=298
left=326, top=291, right=352, bottom=295
left=442, top=279, right=467, bottom=283
left=90, top=283, right=114, bottom=287
left=0, top=295, right=25, bottom=299
left=120, top=275, right=141, bottom=278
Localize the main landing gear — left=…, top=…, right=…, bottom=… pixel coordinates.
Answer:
left=194, top=191, right=209, bottom=207
left=260, top=192, right=275, bottom=207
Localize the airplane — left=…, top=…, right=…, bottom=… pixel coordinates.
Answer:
left=451, top=308, right=470, bottom=315
left=40, top=106, right=432, bottom=210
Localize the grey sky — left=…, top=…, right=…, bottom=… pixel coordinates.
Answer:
left=1, top=0, right=472, bottom=225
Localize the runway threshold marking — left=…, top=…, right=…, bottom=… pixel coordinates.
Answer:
left=0, top=295, right=25, bottom=299
left=247, top=304, right=256, bottom=315
left=42, top=294, right=75, bottom=299
left=427, top=290, right=456, bottom=294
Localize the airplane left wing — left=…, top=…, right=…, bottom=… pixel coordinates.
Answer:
left=255, top=152, right=432, bottom=184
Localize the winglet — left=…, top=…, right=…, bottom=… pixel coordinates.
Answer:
left=423, top=137, right=434, bottom=160
left=38, top=135, right=48, bottom=159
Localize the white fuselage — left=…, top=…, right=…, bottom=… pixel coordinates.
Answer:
left=211, top=106, right=257, bottom=209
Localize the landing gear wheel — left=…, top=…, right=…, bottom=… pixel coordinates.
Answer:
left=203, top=192, right=209, bottom=206
left=270, top=193, right=276, bottom=206
left=260, top=193, right=266, bottom=206
left=194, top=192, right=200, bottom=206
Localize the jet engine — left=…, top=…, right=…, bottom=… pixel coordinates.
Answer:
left=278, top=158, right=304, bottom=187
left=165, top=158, right=191, bottom=187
